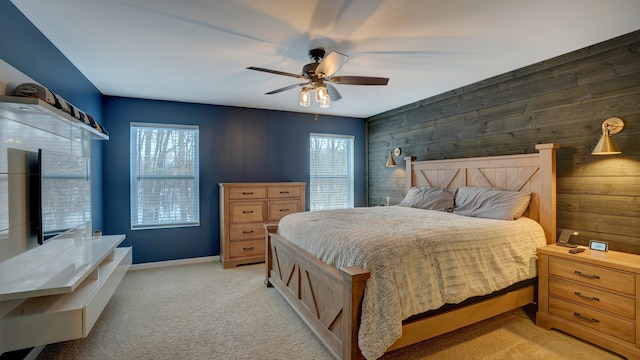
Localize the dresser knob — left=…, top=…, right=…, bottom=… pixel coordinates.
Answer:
left=242, top=246, right=255, bottom=251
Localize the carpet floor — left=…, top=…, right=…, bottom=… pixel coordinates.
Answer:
left=35, top=261, right=623, bottom=360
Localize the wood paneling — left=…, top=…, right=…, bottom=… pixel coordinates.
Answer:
left=367, top=30, right=640, bottom=254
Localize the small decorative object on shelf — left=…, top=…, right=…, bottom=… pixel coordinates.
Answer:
left=93, top=229, right=102, bottom=239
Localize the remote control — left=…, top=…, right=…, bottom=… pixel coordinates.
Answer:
left=569, top=248, right=585, bottom=254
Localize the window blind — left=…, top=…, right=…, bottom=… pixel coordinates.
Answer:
left=130, top=123, right=200, bottom=229
left=309, top=133, right=354, bottom=210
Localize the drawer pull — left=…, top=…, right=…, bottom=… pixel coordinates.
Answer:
left=242, top=192, right=254, bottom=195
left=573, top=312, right=599, bottom=323
left=280, top=191, right=290, bottom=194
left=242, top=210, right=254, bottom=214
left=574, top=292, right=600, bottom=302
left=242, top=246, right=255, bottom=251
left=279, top=208, right=290, bottom=212
left=242, top=230, right=255, bottom=234
left=574, top=270, right=600, bottom=280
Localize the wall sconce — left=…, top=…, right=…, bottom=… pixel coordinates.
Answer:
left=386, top=147, right=402, bottom=167
left=591, top=117, right=624, bottom=155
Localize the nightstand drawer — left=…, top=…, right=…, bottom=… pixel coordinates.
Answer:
left=229, top=240, right=265, bottom=258
left=230, top=202, right=264, bottom=223
left=229, top=187, right=266, bottom=200
left=267, top=186, right=301, bottom=199
left=549, top=296, right=635, bottom=343
left=229, top=224, right=266, bottom=241
left=549, top=257, right=635, bottom=295
left=268, top=200, right=300, bottom=221
left=549, top=277, right=635, bottom=319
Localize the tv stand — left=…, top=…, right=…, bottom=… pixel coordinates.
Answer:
left=0, top=235, right=131, bottom=353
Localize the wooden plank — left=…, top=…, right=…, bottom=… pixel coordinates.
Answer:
left=558, top=176, right=640, bottom=196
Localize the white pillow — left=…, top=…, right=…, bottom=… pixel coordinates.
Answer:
left=399, top=187, right=454, bottom=211
left=453, top=186, right=531, bottom=220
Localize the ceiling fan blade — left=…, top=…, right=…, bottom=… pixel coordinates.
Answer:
left=265, top=82, right=309, bottom=95
left=326, top=83, right=342, bottom=101
left=315, top=51, right=348, bottom=78
left=247, top=66, right=305, bottom=79
left=329, top=76, right=389, bottom=86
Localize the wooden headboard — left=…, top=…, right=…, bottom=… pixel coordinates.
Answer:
left=406, top=143, right=559, bottom=244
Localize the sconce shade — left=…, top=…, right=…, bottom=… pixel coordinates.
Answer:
left=385, top=148, right=401, bottom=167
left=591, top=117, right=624, bottom=155
left=591, top=133, right=621, bottom=155
left=385, top=150, right=397, bottom=167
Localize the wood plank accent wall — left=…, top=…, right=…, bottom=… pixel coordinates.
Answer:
left=367, top=30, right=640, bottom=255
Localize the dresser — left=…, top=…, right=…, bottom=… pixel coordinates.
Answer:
left=219, top=182, right=306, bottom=269
left=537, top=245, right=640, bottom=359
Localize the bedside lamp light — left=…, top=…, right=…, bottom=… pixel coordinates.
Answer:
left=386, top=147, right=402, bottom=167
left=592, top=117, right=624, bottom=155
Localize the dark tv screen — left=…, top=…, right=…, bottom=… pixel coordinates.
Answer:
left=38, top=149, right=91, bottom=244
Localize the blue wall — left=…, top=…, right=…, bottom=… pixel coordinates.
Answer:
left=102, top=97, right=366, bottom=263
left=0, top=1, right=105, bottom=230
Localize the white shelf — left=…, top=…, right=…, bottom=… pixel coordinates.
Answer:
left=0, top=95, right=108, bottom=141
left=0, top=235, right=126, bottom=301
left=0, top=235, right=131, bottom=353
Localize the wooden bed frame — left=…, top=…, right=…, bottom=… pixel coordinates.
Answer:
left=265, top=143, right=559, bottom=359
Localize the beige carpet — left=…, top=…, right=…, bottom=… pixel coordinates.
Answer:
left=35, top=261, right=623, bottom=360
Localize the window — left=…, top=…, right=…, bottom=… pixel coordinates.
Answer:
left=309, top=133, right=354, bottom=210
left=130, top=123, right=199, bottom=229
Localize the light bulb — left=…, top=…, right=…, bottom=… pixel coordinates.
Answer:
left=315, top=86, right=328, bottom=103
left=319, top=93, right=330, bottom=108
left=299, top=88, right=310, bottom=107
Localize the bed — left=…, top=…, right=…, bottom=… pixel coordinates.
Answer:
left=264, top=143, right=559, bottom=359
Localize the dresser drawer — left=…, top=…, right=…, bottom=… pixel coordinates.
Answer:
left=230, top=202, right=264, bottom=223
left=229, top=187, right=266, bottom=200
left=549, top=257, right=635, bottom=295
left=268, top=200, right=300, bottom=221
left=267, top=186, right=301, bottom=199
left=229, top=240, right=265, bottom=258
left=548, top=277, right=635, bottom=319
left=229, top=224, right=265, bottom=241
left=549, top=296, right=635, bottom=343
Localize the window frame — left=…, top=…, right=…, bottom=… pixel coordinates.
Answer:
left=130, top=122, right=200, bottom=230
left=309, top=133, right=355, bottom=211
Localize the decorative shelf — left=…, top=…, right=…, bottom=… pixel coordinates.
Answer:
left=0, top=95, right=108, bottom=141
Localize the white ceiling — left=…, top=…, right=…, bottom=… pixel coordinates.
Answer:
left=10, top=0, right=640, bottom=118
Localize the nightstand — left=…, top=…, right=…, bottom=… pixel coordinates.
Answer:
left=537, top=245, right=640, bottom=359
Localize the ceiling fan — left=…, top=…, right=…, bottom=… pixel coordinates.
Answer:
left=247, top=48, right=389, bottom=108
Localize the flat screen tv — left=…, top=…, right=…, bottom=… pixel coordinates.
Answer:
left=38, top=149, right=91, bottom=244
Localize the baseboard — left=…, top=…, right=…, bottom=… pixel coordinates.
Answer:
left=128, top=256, right=219, bottom=271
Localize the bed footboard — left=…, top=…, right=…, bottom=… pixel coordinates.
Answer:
left=265, top=225, right=369, bottom=360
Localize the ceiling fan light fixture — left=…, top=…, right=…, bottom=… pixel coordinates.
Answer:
left=315, top=85, right=328, bottom=103
left=319, top=93, right=330, bottom=108
left=299, top=87, right=311, bottom=107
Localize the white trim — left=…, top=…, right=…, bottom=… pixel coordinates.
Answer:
left=130, top=122, right=199, bottom=130
left=310, top=132, right=355, bottom=140
left=128, top=256, right=219, bottom=271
